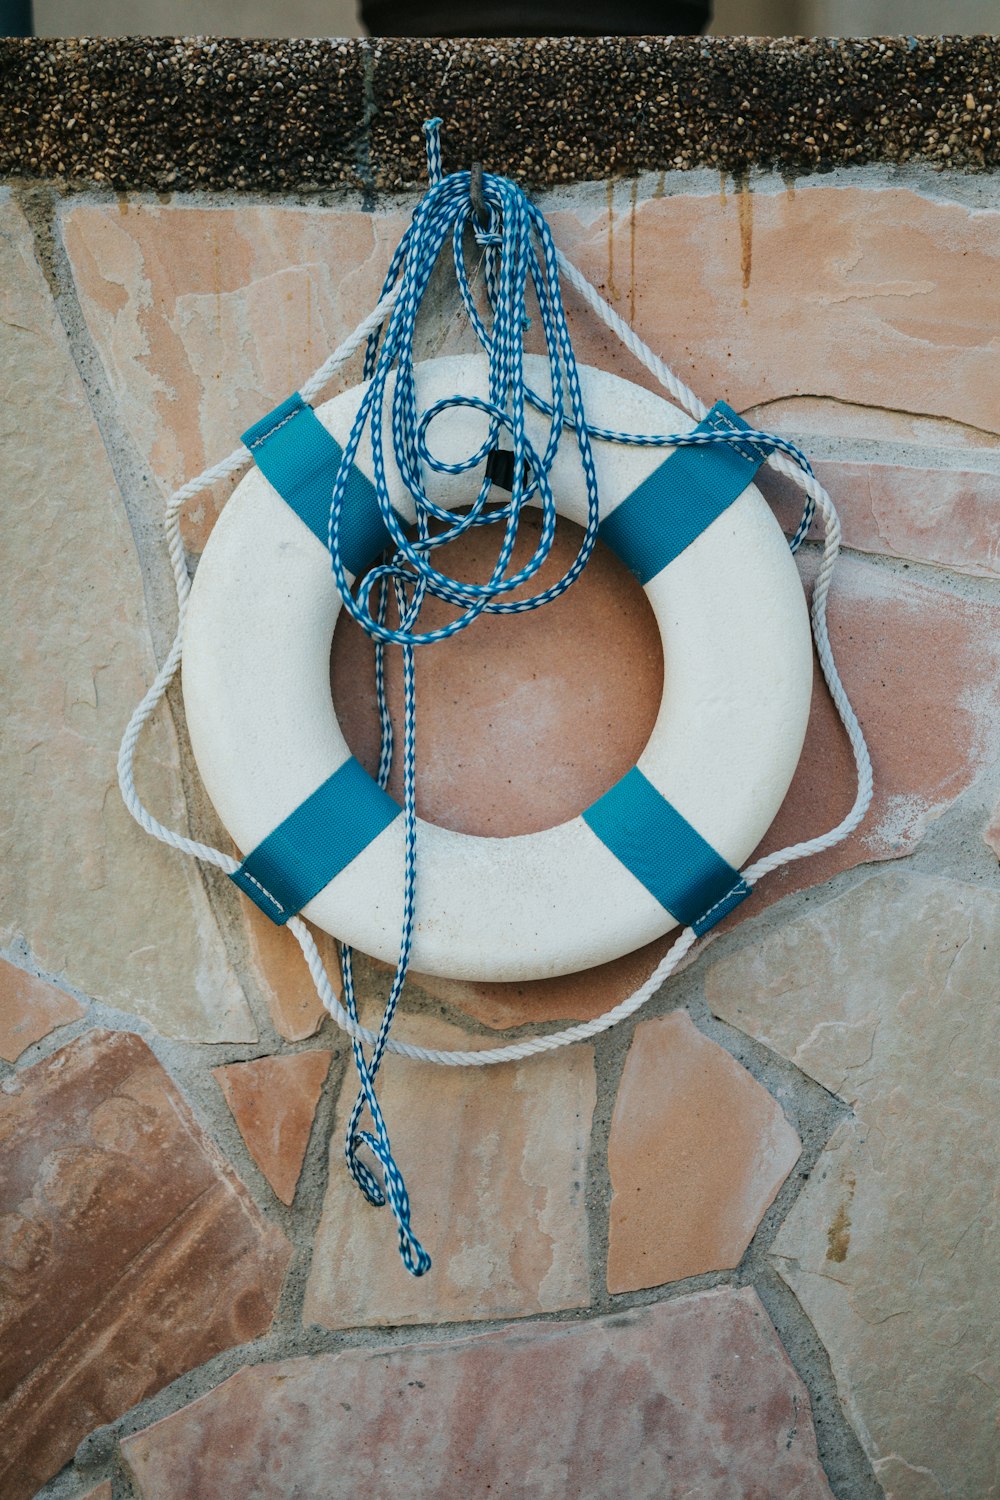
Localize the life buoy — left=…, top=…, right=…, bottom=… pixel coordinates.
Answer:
left=182, top=354, right=813, bottom=982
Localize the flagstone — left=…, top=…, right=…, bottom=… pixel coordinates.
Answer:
left=741, top=391, right=1000, bottom=454
left=550, top=183, right=1000, bottom=442
left=0, top=192, right=256, bottom=1043
left=765, top=458, right=1000, bottom=580
left=0, top=956, right=85, bottom=1063
left=79, top=1484, right=112, bottom=1500
left=54, top=194, right=1000, bottom=1045
left=0, top=1027, right=292, bottom=1500
left=704, top=871, right=1000, bottom=1500
left=607, top=1011, right=800, bottom=1292
left=212, top=1049, right=332, bottom=1205
left=303, top=1012, right=594, bottom=1327
left=748, top=554, right=1000, bottom=900
left=239, top=902, right=332, bottom=1042
left=122, top=1287, right=833, bottom=1499
left=59, top=200, right=414, bottom=549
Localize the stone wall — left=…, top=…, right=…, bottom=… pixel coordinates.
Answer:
left=2, top=36, right=998, bottom=1500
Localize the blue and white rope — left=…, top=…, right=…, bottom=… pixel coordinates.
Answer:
left=117, top=121, right=872, bottom=1280
left=319, top=120, right=824, bottom=1270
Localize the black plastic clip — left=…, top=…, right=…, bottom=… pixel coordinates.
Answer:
left=485, top=448, right=531, bottom=493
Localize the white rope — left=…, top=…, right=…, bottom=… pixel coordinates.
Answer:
left=118, top=258, right=872, bottom=1069
left=555, top=250, right=709, bottom=423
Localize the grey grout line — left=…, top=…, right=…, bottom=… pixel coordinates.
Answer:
left=570, top=906, right=883, bottom=1499
left=754, top=1266, right=886, bottom=1500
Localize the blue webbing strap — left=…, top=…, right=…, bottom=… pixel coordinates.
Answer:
left=582, top=767, right=751, bottom=936
left=242, top=393, right=402, bottom=577
left=598, top=402, right=769, bottom=585
left=230, top=757, right=402, bottom=925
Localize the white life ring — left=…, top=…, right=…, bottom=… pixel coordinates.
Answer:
left=183, top=354, right=813, bottom=982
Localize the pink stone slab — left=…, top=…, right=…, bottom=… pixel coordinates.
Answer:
left=212, top=1050, right=332, bottom=1205
left=739, top=551, right=1000, bottom=924
left=302, top=1011, right=593, bottom=1327
left=0, top=957, right=84, bottom=1063
left=60, top=201, right=414, bottom=547
left=1, top=195, right=256, bottom=1044
left=766, top=458, right=1000, bottom=580
left=0, top=1029, right=292, bottom=1500
left=607, top=1011, right=801, bottom=1291
left=549, top=184, right=1000, bottom=442
left=122, top=1288, right=833, bottom=1499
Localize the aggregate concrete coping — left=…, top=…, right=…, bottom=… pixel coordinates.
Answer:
left=0, top=34, right=997, bottom=193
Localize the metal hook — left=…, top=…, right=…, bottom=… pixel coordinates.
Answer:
left=470, top=162, right=490, bottom=230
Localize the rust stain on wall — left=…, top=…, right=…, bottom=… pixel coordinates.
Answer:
left=628, top=178, right=638, bottom=327
left=605, top=179, right=620, bottom=304
left=825, top=1171, right=856, bottom=1263
left=737, top=174, right=753, bottom=293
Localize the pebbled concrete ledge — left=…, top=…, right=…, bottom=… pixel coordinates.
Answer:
left=0, top=34, right=997, bottom=193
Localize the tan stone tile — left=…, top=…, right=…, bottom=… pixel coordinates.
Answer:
left=303, top=1012, right=594, bottom=1326
left=0, top=193, right=256, bottom=1043
left=212, top=1050, right=332, bottom=1205
left=764, top=458, right=1000, bottom=579
left=122, top=1288, right=832, bottom=1499
left=0, top=1027, right=292, bottom=1500
left=550, top=184, right=1000, bottom=441
left=607, top=1011, right=800, bottom=1292
left=705, top=871, right=1000, bottom=1499
left=730, top=551, right=1000, bottom=926
left=0, top=957, right=85, bottom=1063
left=79, top=1484, right=112, bottom=1500
left=60, top=201, right=412, bottom=548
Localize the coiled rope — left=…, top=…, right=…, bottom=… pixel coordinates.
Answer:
left=119, top=120, right=873, bottom=1278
